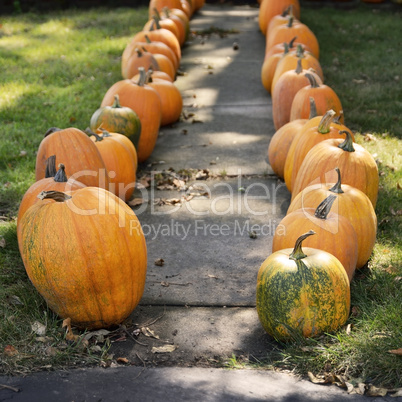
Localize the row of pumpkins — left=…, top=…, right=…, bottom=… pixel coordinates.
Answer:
left=16, top=0, right=205, bottom=330
left=256, top=0, right=379, bottom=340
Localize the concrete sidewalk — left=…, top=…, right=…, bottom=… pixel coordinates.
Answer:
left=0, top=3, right=393, bottom=401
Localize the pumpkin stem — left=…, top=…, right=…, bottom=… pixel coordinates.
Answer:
left=37, top=190, right=72, bottom=202
left=45, top=155, right=57, bottom=178
left=287, top=16, right=294, bottom=28
left=338, top=130, right=355, bottom=152
left=144, top=34, right=152, bottom=44
left=112, top=94, right=122, bottom=109
left=162, top=6, right=170, bottom=17
left=53, top=164, right=68, bottom=183
left=314, top=194, right=337, bottom=220
left=289, top=230, right=316, bottom=261
left=295, top=58, right=303, bottom=75
left=308, top=97, right=317, bottom=119
left=44, top=127, right=61, bottom=138
left=281, top=5, right=291, bottom=17
left=329, top=167, right=344, bottom=194
left=317, top=109, right=336, bottom=134
left=283, top=42, right=289, bottom=55
left=288, top=36, right=297, bottom=49
left=135, top=47, right=143, bottom=57
left=296, top=44, right=304, bottom=58
left=305, top=73, right=320, bottom=89
left=85, top=127, right=103, bottom=142
left=137, top=67, right=147, bottom=87
left=99, top=128, right=112, bottom=138
left=333, top=110, right=344, bottom=124
left=153, top=7, right=161, bottom=19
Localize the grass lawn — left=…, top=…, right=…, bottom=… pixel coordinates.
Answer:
left=0, top=1, right=401, bottom=390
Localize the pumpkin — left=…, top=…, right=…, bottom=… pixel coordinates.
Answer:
left=134, top=18, right=181, bottom=63
left=256, top=230, right=350, bottom=340
left=283, top=110, right=352, bottom=192
left=149, top=0, right=191, bottom=19
left=122, top=47, right=160, bottom=80
left=158, top=8, right=187, bottom=45
left=268, top=97, right=317, bottom=179
left=271, top=45, right=324, bottom=95
left=267, top=17, right=319, bottom=59
left=289, top=73, right=344, bottom=123
left=272, top=58, right=322, bottom=130
left=35, top=127, right=109, bottom=189
left=100, top=67, right=162, bottom=163
left=87, top=131, right=137, bottom=202
left=122, top=35, right=179, bottom=73
left=292, top=130, right=379, bottom=208
left=273, top=194, right=358, bottom=282
left=144, top=14, right=180, bottom=42
left=18, top=156, right=86, bottom=223
left=265, top=35, right=312, bottom=61
left=145, top=70, right=183, bottom=126
left=90, top=94, right=142, bottom=149
left=132, top=69, right=173, bottom=83
left=266, top=5, right=296, bottom=40
left=259, top=0, right=301, bottom=36
left=18, top=188, right=147, bottom=330
left=288, top=167, right=377, bottom=269
left=152, top=53, right=176, bottom=81
left=261, top=42, right=290, bottom=94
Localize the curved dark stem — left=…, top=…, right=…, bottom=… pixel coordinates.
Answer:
left=328, top=167, right=344, bottom=194
left=314, top=194, right=337, bottom=220
left=45, top=155, right=57, bottom=178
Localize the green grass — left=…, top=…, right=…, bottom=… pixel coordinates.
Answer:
left=0, top=2, right=401, bottom=388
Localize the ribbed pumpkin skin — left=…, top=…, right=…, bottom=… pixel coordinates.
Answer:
left=90, top=134, right=137, bottom=202
left=101, top=79, right=162, bottom=163
left=259, top=0, right=301, bottom=36
left=272, top=208, right=358, bottom=282
left=90, top=98, right=142, bottom=149
left=291, top=137, right=379, bottom=207
left=18, top=187, right=147, bottom=330
left=122, top=49, right=160, bottom=80
left=17, top=170, right=86, bottom=223
left=35, top=128, right=109, bottom=189
left=283, top=113, right=352, bottom=192
left=287, top=181, right=377, bottom=269
left=268, top=118, right=307, bottom=179
left=256, top=247, right=350, bottom=340
left=148, top=78, right=183, bottom=126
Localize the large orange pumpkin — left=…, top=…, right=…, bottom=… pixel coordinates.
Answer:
left=272, top=59, right=322, bottom=130
left=18, top=156, right=86, bottom=223
left=101, top=67, right=162, bottom=163
left=290, top=73, right=344, bottom=123
left=35, top=127, right=109, bottom=189
left=273, top=194, right=358, bottom=282
left=268, top=97, right=317, bottom=179
left=288, top=167, right=377, bottom=269
left=259, top=0, right=301, bottom=36
left=18, top=187, right=147, bottom=330
left=284, top=110, right=352, bottom=192
left=292, top=130, right=379, bottom=208
left=122, top=47, right=160, bottom=80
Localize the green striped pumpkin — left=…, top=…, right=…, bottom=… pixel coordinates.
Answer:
left=256, top=231, right=350, bottom=341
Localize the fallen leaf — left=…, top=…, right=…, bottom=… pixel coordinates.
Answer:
left=116, top=357, right=130, bottom=364
left=345, top=323, right=352, bottom=335
left=83, top=329, right=111, bottom=342
left=165, top=198, right=181, bottom=205
left=31, top=321, right=46, bottom=336
left=141, top=327, right=160, bottom=339
left=128, top=198, right=146, bottom=207
left=0, top=236, right=5, bottom=248
left=208, top=274, right=219, bottom=279
left=353, top=79, right=365, bottom=84
left=366, top=385, right=388, bottom=397
left=390, top=389, right=402, bottom=397
left=249, top=231, right=257, bottom=239
left=45, top=346, right=57, bottom=356
left=155, top=258, right=165, bottom=266
left=6, top=295, right=23, bottom=306
left=308, top=372, right=326, bottom=384
left=151, top=344, right=177, bottom=353
left=364, top=133, right=377, bottom=141
left=62, top=318, right=80, bottom=342
left=173, top=179, right=186, bottom=189
left=161, top=281, right=169, bottom=287
left=19, top=150, right=27, bottom=157
left=345, top=382, right=356, bottom=394
left=4, top=345, right=18, bottom=356
left=388, top=348, right=402, bottom=356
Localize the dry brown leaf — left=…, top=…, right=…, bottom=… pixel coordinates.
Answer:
left=364, top=133, right=377, bottom=141
left=62, top=318, right=80, bottom=342
left=366, top=385, right=388, bottom=397
left=161, top=281, right=169, bottom=287
left=308, top=372, right=326, bottom=384
left=165, top=198, right=181, bottom=205
left=388, top=348, right=402, bottom=356
left=173, top=179, right=186, bottom=189
left=390, top=389, right=402, bottom=397
left=208, top=274, right=219, bottom=279
left=128, top=198, right=146, bottom=207
left=345, top=323, right=352, bottom=335
left=0, top=236, right=5, bottom=248
left=151, top=344, right=177, bottom=353
left=141, top=327, right=160, bottom=339
left=116, top=357, right=130, bottom=364
left=4, top=345, right=18, bottom=356
left=155, top=258, right=165, bottom=267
